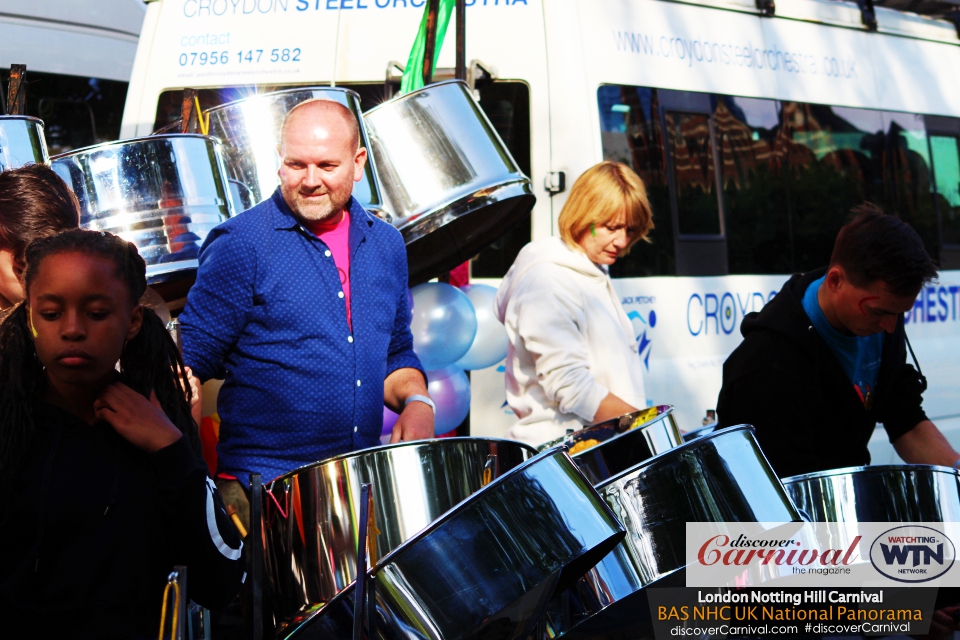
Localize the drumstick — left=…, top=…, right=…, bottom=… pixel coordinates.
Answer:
left=225, top=504, right=248, bottom=538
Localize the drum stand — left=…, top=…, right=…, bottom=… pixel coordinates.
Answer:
left=354, top=483, right=376, bottom=640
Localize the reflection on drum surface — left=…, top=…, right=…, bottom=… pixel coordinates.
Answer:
left=263, top=438, right=536, bottom=623
left=543, top=426, right=802, bottom=639
left=285, top=447, right=625, bottom=640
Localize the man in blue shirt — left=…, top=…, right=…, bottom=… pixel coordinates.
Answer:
left=718, top=204, right=958, bottom=477
left=180, top=100, right=434, bottom=520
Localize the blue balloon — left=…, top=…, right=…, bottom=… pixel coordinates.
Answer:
left=427, top=365, right=471, bottom=435
left=456, top=284, right=509, bottom=370
left=410, top=283, right=478, bottom=370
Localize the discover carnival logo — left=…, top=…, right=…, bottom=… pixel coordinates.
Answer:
left=869, top=526, right=956, bottom=583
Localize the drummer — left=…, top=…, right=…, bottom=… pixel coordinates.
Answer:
left=0, top=164, right=80, bottom=310
left=717, top=205, right=959, bottom=477
left=180, top=99, right=434, bottom=527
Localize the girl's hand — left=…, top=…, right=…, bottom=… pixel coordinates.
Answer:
left=94, top=382, right=182, bottom=453
left=183, top=366, right=203, bottom=426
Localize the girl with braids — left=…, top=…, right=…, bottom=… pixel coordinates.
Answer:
left=0, top=229, right=244, bottom=638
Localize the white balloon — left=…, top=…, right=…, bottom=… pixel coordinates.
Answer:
left=456, top=284, right=509, bottom=370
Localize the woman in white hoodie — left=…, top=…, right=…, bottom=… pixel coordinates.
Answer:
left=495, top=161, right=654, bottom=448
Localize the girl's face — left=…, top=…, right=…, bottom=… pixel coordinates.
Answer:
left=27, top=252, right=142, bottom=390
left=0, top=246, right=25, bottom=309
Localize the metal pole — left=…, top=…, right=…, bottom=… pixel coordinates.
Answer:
left=250, top=473, right=263, bottom=640
left=421, top=0, right=441, bottom=87
left=6, top=65, right=26, bottom=115
left=180, top=89, right=199, bottom=134
left=353, top=483, right=372, bottom=640
left=455, top=0, right=466, bottom=81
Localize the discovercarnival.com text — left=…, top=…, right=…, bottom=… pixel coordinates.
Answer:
left=670, top=622, right=912, bottom=636
left=612, top=30, right=859, bottom=79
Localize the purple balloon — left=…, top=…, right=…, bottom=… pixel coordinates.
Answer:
left=426, top=365, right=471, bottom=435
left=382, top=406, right=399, bottom=437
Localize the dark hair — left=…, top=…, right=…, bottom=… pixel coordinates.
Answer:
left=0, top=229, right=200, bottom=488
left=0, top=164, right=81, bottom=262
left=829, top=203, right=938, bottom=298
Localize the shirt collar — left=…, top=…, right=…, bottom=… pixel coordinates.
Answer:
left=269, top=188, right=374, bottom=250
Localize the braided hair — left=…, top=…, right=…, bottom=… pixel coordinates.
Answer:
left=0, top=229, right=201, bottom=487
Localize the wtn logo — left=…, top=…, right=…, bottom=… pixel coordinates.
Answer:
left=870, top=526, right=956, bottom=582
left=879, top=542, right=944, bottom=567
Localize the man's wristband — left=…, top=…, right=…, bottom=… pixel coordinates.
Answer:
left=405, top=394, right=436, bottom=414
left=953, top=457, right=960, bottom=470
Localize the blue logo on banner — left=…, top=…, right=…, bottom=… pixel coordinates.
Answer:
left=628, top=309, right=657, bottom=370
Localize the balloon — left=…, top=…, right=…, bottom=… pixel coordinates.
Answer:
left=427, top=365, right=471, bottom=435
left=382, top=406, right=399, bottom=437
left=456, top=284, right=509, bottom=370
left=410, top=283, right=478, bottom=370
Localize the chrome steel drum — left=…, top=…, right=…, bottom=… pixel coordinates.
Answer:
left=363, top=80, right=536, bottom=283
left=285, top=446, right=626, bottom=640
left=544, top=426, right=802, bottom=639
left=193, top=87, right=384, bottom=217
left=0, top=116, right=48, bottom=170
left=783, top=464, right=960, bottom=523
left=51, top=134, right=232, bottom=284
left=539, top=406, right=682, bottom=485
left=264, top=437, right=536, bottom=624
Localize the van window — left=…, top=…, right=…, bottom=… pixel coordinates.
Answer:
left=599, top=84, right=951, bottom=276
left=931, top=135, right=960, bottom=245
left=598, top=85, right=675, bottom=277
left=3, top=68, right=127, bottom=156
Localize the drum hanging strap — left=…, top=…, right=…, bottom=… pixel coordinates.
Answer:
left=904, top=330, right=927, bottom=393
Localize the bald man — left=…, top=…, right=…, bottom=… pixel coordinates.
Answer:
left=180, top=100, right=433, bottom=519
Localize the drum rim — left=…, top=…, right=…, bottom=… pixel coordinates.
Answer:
left=538, top=405, right=674, bottom=454
left=50, top=133, right=223, bottom=160
left=268, top=435, right=539, bottom=484
left=0, top=115, right=44, bottom=125
left=782, top=463, right=960, bottom=485
left=362, top=78, right=469, bottom=118
left=597, top=424, right=756, bottom=489
left=573, top=406, right=676, bottom=458
left=205, top=85, right=364, bottom=116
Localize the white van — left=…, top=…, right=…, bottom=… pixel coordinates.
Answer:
left=121, top=0, right=960, bottom=458
left=1, top=0, right=145, bottom=153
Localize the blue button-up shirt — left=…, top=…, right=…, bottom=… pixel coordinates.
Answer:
left=180, top=190, right=423, bottom=483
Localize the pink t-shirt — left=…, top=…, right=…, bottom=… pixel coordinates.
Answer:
left=310, top=210, right=352, bottom=329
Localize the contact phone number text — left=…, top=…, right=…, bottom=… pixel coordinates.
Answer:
left=178, top=49, right=302, bottom=66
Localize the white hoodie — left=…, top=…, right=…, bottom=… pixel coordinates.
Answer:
left=495, top=237, right=646, bottom=448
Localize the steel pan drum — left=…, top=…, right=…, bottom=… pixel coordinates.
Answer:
left=363, top=80, right=536, bottom=284
left=539, top=406, right=683, bottom=485
left=264, top=437, right=537, bottom=624
left=783, top=464, right=960, bottom=523
left=0, top=116, right=48, bottom=170
left=193, top=87, right=384, bottom=217
left=51, top=134, right=232, bottom=284
left=543, top=426, right=802, bottom=639
left=285, top=446, right=626, bottom=640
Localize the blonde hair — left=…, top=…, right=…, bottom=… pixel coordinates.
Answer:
left=558, top=161, right=654, bottom=253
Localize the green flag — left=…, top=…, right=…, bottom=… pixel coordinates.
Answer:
left=400, top=0, right=456, bottom=95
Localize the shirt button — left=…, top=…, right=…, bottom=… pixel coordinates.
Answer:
left=356, top=379, right=361, bottom=386
left=324, top=250, right=332, bottom=257
left=347, top=336, right=353, bottom=343
left=338, top=291, right=344, bottom=299
left=354, top=426, right=358, bottom=433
